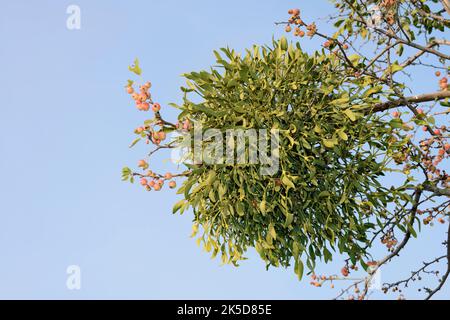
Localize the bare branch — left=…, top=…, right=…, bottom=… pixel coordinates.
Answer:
left=354, top=17, right=450, bottom=61
left=372, top=91, right=450, bottom=113
left=425, top=222, right=450, bottom=299
left=401, top=40, right=449, bottom=69
left=441, top=0, right=450, bottom=16
left=423, top=184, right=450, bottom=197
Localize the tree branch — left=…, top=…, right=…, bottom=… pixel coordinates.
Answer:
left=372, top=91, right=450, bottom=113
left=412, top=0, right=450, bottom=23
left=441, top=0, right=450, bottom=16
left=401, top=40, right=450, bottom=69
left=423, top=184, right=450, bottom=197
left=354, top=17, right=450, bottom=61
left=357, top=190, right=423, bottom=299
left=425, top=221, right=450, bottom=299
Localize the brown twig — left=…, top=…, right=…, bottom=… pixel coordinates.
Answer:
left=372, top=91, right=450, bottom=113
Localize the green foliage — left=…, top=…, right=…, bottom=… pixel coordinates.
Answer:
left=332, top=0, right=449, bottom=43
left=122, top=167, right=134, bottom=183
left=173, top=38, right=400, bottom=276
left=129, top=58, right=142, bottom=76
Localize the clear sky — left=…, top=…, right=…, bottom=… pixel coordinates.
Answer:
left=0, top=0, right=448, bottom=299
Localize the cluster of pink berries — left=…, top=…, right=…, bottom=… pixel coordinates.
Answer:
left=381, top=233, right=398, bottom=250
left=137, top=160, right=177, bottom=192
left=310, top=274, right=336, bottom=288
left=391, top=108, right=448, bottom=187
left=134, top=125, right=167, bottom=145
left=284, top=8, right=317, bottom=37
left=419, top=134, right=449, bottom=185
left=417, top=209, right=447, bottom=225
left=127, top=78, right=170, bottom=146
left=435, top=71, right=448, bottom=91
left=311, top=261, right=380, bottom=300
left=439, top=76, right=448, bottom=91
left=310, top=263, right=366, bottom=285
left=388, top=109, right=449, bottom=228
left=126, top=81, right=162, bottom=113
left=124, top=64, right=186, bottom=193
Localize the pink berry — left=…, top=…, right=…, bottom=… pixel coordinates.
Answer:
left=152, top=103, right=161, bottom=112
left=138, top=160, right=147, bottom=168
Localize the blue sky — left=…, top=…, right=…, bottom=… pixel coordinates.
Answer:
left=0, top=0, right=448, bottom=299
